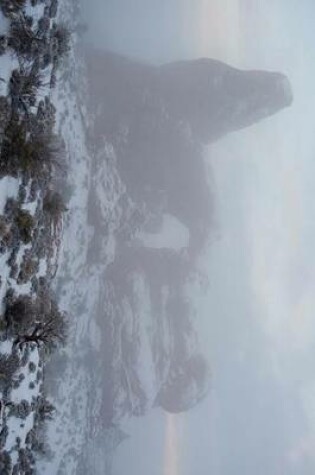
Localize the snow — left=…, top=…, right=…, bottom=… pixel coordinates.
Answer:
left=0, top=250, right=11, bottom=314
left=131, top=275, right=158, bottom=407
left=0, top=0, right=190, bottom=470
left=0, top=14, right=8, bottom=34
left=37, top=257, right=48, bottom=278
left=4, top=412, right=34, bottom=459
left=0, top=1, right=186, bottom=470
left=0, top=6, right=56, bottom=468
left=88, top=319, right=102, bottom=351
left=0, top=176, right=19, bottom=213
left=35, top=10, right=109, bottom=471
left=10, top=348, right=39, bottom=404
left=35, top=22, right=134, bottom=470
left=0, top=14, right=10, bottom=95
left=0, top=239, right=37, bottom=312
left=0, top=338, right=13, bottom=355
left=2, top=345, right=41, bottom=464
left=22, top=198, right=39, bottom=215
left=137, top=213, right=190, bottom=250
left=0, top=48, right=18, bottom=95
left=25, top=2, right=46, bottom=19
left=0, top=245, right=34, bottom=312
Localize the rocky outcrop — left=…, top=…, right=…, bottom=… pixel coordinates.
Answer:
left=156, top=353, right=210, bottom=413
left=86, top=50, right=292, bottom=256
left=84, top=50, right=292, bottom=424
left=96, top=247, right=205, bottom=423
left=158, top=58, right=292, bottom=142
left=87, top=51, right=292, bottom=144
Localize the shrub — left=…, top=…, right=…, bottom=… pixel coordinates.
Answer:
left=0, top=35, right=7, bottom=56
left=51, top=24, right=71, bottom=60
left=8, top=292, right=68, bottom=351
left=28, top=361, right=36, bottom=373
left=0, top=215, right=7, bottom=236
left=0, top=119, right=29, bottom=175
left=1, top=118, right=63, bottom=176
left=43, top=191, right=67, bottom=227
left=49, top=0, right=58, bottom=18
left=0, top=0, right=26, bottom=17
left=15, top=209, right=34, bottom=243
left=35, top=97, right=56, bottom=134
left=9, top=67, right=43, bottom=113
left=8, top=15, right=40, bottom=58
left=10, top=399, right=31, bottom=419
left=26, top=131, right=64, bottom=173
left=0, top=450, right=12, bottom=474
left=18, top=257, right=38, bottom=283
left=5, top=295, right=35, bottom=333
left=0, top=96, right=10, bottom=133
left=0, top=426, right=9, bottom=450
left=18, top=447, right=35, bottom=474
left=0, top=353, right=20, bottom=386
left=36, top=396, right=55, bottom=422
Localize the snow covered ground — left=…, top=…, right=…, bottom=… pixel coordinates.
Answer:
left=0, top=1, right=78, bottom=472
left=136, top=213, right=190, bottom=251
left=0, top=0, right=204, bottom=472
left=1, top=341, right=41, bottom=466
left=34, top=1, right=122, bottom=471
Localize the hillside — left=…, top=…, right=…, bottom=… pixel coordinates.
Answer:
left=0, top=6, right=293, bottom=472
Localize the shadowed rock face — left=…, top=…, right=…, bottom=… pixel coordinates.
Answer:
left=87, top=51, right=292, bottom=257
left=156, top=354, right=210, bottom=414
left=158, top=58, right=293, bottom=142
left=87, top=51, right=292, bottom=144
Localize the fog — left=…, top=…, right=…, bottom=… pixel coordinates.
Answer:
left=82, top=0, right=200, bottom=63
left=48, top=0, right=315, bottom=473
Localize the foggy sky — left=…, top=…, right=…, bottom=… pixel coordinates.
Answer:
left=82, top=1, right=315, bottom=474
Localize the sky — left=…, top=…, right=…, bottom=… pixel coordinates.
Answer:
left=83, top=1, right=315, bottom=474
left=195, top=2, right=315, bottom=474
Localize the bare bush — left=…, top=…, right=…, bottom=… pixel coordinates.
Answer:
left=5, top=295, right=35, bottom=334
left=43, top=190, right=67, bottom=228
left=0, top=353, right=20, bottom=386
left=8, top=293, right=68, bottom=350
left=0, top=35, right=7, bottom=56
left=51, top=23, right=71, bottom=60
left=1, top=117, right=64, bottom=177
left=15, top=209, right=34, bottom=243
left=8, top=15, right=42, bottom=59
left=9, top=66, right=43, bottom=113
left=0, top=96, right=10, bottom=136
left=36, top=396, right=55, bottom=422
left=0, top=0, right=26, bottom=17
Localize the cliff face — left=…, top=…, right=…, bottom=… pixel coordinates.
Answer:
left=87, top=51, right=292, bottom=143
left=83, top=50, right=292, bottom=423
left=86, top=51, right=292, bottom=256
left=158, top=58, right=293, bottom=142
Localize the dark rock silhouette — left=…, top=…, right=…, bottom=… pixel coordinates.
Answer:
left=158, top=58, right=292, bottom=142
left=85, top=50, right=292, bottom=423
left=87, top=50, right=292, bottom=256
left=156, top=353, right=210, bottom=413
left=87, top=50, right=292, bottom=144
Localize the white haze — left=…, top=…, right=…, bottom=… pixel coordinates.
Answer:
left=80, top=1, right=315, bottom=474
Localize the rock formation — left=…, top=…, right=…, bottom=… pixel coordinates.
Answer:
left=84, top=50, right=292, bottom=423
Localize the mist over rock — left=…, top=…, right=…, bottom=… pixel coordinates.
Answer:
left=87, top=50, right=292, bottom=256
left=87, top=50, right=292, bottom=145
left=157, top=353, right=210, bottom=413
left=158, top=58, right=292, bottom=142
left=83, top=50, right=292, bottom=424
